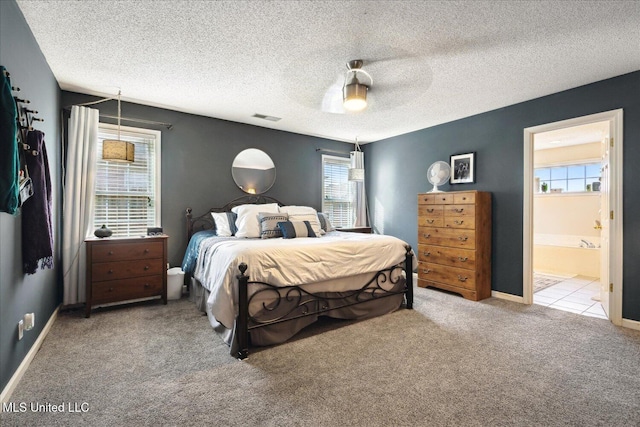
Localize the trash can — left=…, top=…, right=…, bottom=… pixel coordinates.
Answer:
left=167, top=267, right=185, bottom=300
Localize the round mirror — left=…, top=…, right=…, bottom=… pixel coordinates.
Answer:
left=231, top=148, right=276, bottom=194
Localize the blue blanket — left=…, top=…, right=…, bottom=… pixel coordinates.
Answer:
left=181, top=230, right=216, bottom=275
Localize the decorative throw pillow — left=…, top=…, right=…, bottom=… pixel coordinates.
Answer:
left=277, top=220, right=317, bottom=239
left=258, top=212, right=288, bottom=239
left=279, top=206, right=323, bottom=236
left=317, top=212, right=335, bottom=232
left=210, top=212, right=237, bottom=237
left=231, top=203, right=280, bottom=238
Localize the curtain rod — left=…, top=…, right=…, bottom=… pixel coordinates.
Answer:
left=62, top=106, right=173, bottom=130
left=315, top=148, right=349, bottom=155
left=99, top=114, right=173, bottom=130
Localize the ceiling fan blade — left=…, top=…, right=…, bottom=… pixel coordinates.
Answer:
left=321, top=74, right=346, bottom=114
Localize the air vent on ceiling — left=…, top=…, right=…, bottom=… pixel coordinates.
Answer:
left=252, top=113, right=281, bottom=122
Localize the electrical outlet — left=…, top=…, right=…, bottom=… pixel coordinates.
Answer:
left=18, top=320, right=24, bottom=340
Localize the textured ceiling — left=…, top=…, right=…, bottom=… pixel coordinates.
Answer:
left=16, top=0, right=640, bottom=143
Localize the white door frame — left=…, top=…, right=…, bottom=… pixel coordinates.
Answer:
left=522, top=109, right=623, bottom=325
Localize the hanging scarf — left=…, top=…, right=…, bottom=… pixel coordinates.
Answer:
left=22, top=130, right=53, bottom=274
left=0, top=66, right=20, bottom=214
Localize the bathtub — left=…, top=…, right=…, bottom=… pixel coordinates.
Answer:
left=533, top=234, right=600, bottom=278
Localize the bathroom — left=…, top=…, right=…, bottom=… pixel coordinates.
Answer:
left=531, top=122, right=607, bottom=318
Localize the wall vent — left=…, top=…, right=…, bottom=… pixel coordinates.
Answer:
left=252, top=113, right=281, bottom=122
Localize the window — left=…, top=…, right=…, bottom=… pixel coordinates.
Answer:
left=321, top=155, right=354, bottom=227
left=94, top=124, right=161, bottom=237
left=535, top=162, right=601, bottom=193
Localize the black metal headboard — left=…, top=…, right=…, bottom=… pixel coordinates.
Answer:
left=186, top=195, right=283, bottom=240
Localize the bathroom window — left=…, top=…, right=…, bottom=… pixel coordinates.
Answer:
left=535, top=162, right=601, bottom=193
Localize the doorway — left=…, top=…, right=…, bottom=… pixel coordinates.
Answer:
left=523, top=110, right=623, bottom=325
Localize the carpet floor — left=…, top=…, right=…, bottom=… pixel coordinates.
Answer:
left=2, top=286, right=640, bottom=426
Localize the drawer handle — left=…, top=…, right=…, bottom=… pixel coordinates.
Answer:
left=423, top=233, right=431, bottom=238
left=108, top=269, right=114, bottom=274
left=458, top=236, right=468, bottom=241
left=422, top=269, right=432, bottom=274
left=144, top=265, right=150, bottom=271
left=454, top=220, right=464, bottom=225
left=426, top=219, right=435, bottom=224
left=423, top=197, right=429, bottom=202
left=423, top=251, right=431, bottom=257
left=426, top=208, right=434, bottom=213
left=144, top=283, right=150, bottom=288
left=108, top=287, right=114, bottom=292
left=454, top=208, right=464, bottom=213
left=457, top=275, right=468, bottom=282
left=462, top=197, right=467, bottom=200
left=458, top=256, right=468, bottom=262
left=144, top=249, right=150, bottom=253
left=108, top=251, right=114, bottom=255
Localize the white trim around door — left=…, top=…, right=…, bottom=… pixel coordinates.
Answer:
left=523, top=109, right=623, bottom=325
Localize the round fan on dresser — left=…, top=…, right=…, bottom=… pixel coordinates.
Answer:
left=427, top=161, right=451, bottom=193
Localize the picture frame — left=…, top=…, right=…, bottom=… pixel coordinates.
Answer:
left=450, top=152, right=475, bottom=184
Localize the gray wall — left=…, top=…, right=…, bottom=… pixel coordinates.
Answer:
left=0, top=0, right=62, bottom=393
left=60, top=91, right=353, bottom=267
left=365, top=71, right=640, bottom=321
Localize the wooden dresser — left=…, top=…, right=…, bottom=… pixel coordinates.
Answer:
left=417, top=191, right=491, bottom=301
left=85, top=235, right=168, bottom=317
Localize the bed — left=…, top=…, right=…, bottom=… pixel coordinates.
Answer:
left=183, top=195, right=414, bottom=359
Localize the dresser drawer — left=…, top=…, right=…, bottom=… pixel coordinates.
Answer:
left=418, top=216, right=444, bottom=227
left=92, top=241, right=164, bottom=262
left=92, top=258, right=164, bottom=282
left=418, top=193, right=454, bottom=205
left=92, top=275, right=163, bottom=304
left=444, top=204, right=475, bottom=218
left=418, top=262, right=476, bottom=290
left=444, top=216, right=476, bottom=230
left=417, top=244, right=476, bottom=269
left=418, top=227, right=476, bottom=249
left=453, top=192, right=476, bottom=204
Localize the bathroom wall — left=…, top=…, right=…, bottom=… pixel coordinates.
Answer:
left=533, top=142, right=601, bottom=277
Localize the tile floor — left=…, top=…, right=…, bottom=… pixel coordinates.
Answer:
left=533, top=275, right=608, bottom=319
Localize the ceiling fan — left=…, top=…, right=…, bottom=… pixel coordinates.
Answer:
left=321, top=59, right=374, bottom=114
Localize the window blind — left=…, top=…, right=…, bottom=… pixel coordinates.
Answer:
left=321, top=155, right=354, bottom=228
left=94, top=126, right=160, bottom=237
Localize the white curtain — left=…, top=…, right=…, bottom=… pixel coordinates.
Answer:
left=350, top=150, right=368, bottom=227
left=62, top=106, right=98, bottom=305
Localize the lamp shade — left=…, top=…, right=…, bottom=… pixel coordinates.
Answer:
left=348, top=150, right=365, bottom=181
left=103, top=139, right=135, bottom=162
left=343, top=81, right=368, bottom=111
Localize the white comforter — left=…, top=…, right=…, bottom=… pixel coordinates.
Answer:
left=193, top=231, right=409, bottom=328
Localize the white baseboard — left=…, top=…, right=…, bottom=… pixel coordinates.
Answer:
left=491, top=290, right=525, bottom=304
left=621, top=317, right=640, bottom=331
left=0, top=305, right=59, bottom=403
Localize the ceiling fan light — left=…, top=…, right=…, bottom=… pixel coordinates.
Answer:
left=343, top=82, right=368, bottom=111
left=103, top=139, right=135, bottom=162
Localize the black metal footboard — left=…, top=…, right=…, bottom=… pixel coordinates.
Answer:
left=235, top=245, right=413, bottom=359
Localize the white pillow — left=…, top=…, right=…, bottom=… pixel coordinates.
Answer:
left=231, top=203, right=280, bottom=238
left=280, top=206, right=323, bottom=236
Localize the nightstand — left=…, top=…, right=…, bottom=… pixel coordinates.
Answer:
left=85, top=235, right=168, bottom=318
left=336, top=227, right=372, bottom=234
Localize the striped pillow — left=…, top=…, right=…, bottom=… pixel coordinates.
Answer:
left=259, top=212, right=288, bottom=239
left=211, top=212, right=237, bottom=237
left=277, top=220, right=317, bottom=239
left=317, top=212, right=335, bottom=232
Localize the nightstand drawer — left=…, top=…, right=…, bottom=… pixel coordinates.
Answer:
left=92, top=275, right=163, bottom=304
left=92, top=258, right=164, bottom=282
left=92, top=241, right=164, bottom=262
